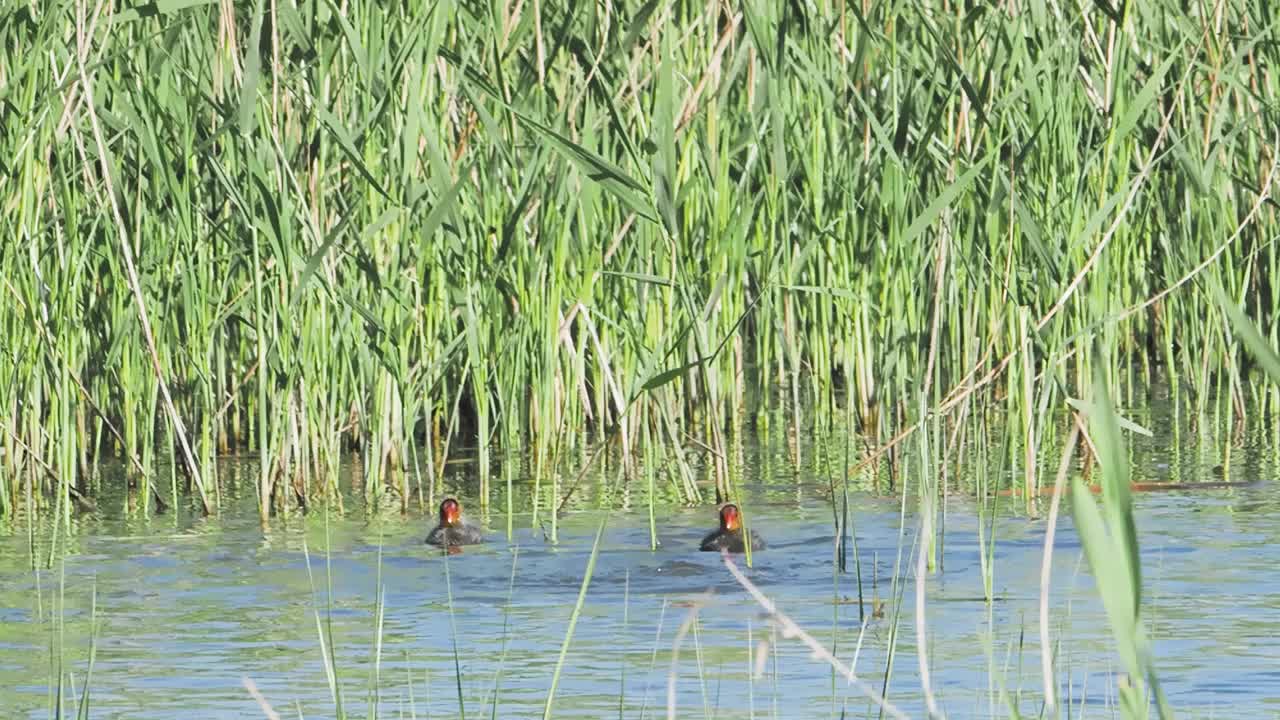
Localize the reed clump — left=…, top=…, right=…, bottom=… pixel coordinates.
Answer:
left=1, top=0, right=1277, bottom=523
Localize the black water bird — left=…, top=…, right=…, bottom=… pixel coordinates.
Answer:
left=699, top=503, right=765, bottom=553
left=425, top=497, right=484, bottom=547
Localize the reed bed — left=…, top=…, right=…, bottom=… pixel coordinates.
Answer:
left=2, top=0, right=1278, bottom=525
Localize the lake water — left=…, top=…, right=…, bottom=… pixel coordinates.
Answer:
left=3, top=420, right=1279, bottom=718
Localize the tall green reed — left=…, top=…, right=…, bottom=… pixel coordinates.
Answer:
left=1, top=0, right=1277, bottom=522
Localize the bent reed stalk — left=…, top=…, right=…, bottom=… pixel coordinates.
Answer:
left=1, top=0, right=1278, bottom=521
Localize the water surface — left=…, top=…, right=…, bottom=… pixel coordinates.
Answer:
left=2, top=422, right=1278, bottom=718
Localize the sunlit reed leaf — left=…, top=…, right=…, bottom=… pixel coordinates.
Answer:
left=1214, top=284, right=1280, bottom=384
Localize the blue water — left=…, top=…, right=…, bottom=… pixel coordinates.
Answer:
left=2, top=434, right=1279, bottom=718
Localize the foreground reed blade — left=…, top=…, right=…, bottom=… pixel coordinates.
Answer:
left=1070, top=359, right=1173, bottom=719
left=1039, top=422, right=1081, bottom=713
left=720, top=551, right=908, bottom=720
left=543, top=516, right=607, bottom=719
left=241, top=677, right=283, bottom=720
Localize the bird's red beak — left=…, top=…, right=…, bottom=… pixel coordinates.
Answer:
left=721, top=504, right=741, bottom=531
left=441, top=499, right=461, bottom=526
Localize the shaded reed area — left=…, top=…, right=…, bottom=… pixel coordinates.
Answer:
left=2, top=0, right=1278, bottom=524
